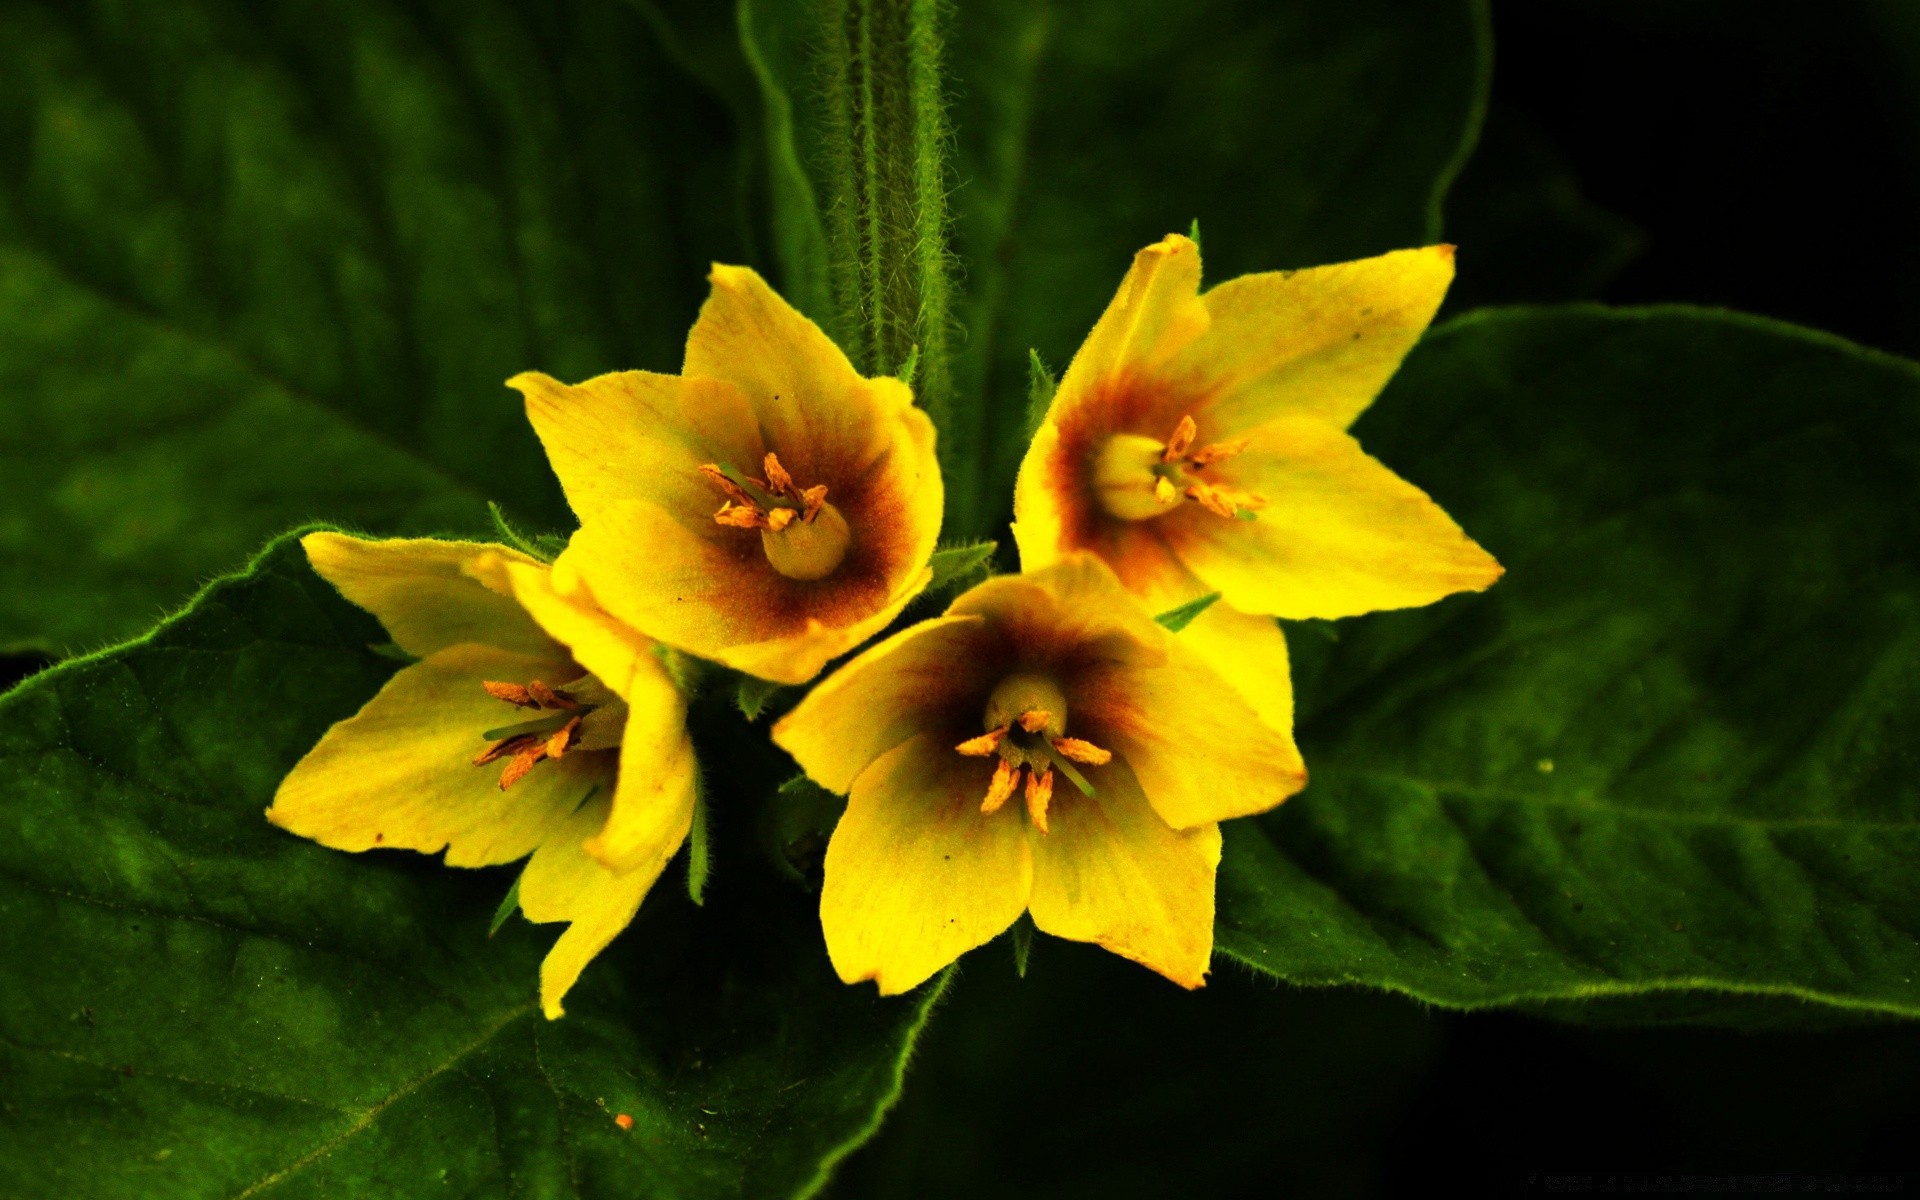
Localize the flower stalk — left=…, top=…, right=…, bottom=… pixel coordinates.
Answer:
left=818, top=0, right=956, bottom=478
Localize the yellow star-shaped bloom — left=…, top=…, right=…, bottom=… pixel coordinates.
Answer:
left=266, top=533, right=697, bottom=1018
left=773, top=555, right=1305, bottom=994
left=512, top=265, right=943, bottom=685
left=1013, top=233, right=1502, bottom=733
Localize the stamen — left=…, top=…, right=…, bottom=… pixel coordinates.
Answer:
left=981, top=760, right=1020, bottom=814
left=483, top=681, right=536, bottom=708
left=699, top=463, right=758, bottom=509
left=498, top=743, right=546, bottom=790
left=1152, top=476, right=1179, bottom=506
left=715, top=503, right=766, bottom=529
left=473, top=733, right=538, bottom=766
left=765, top=507, right=797, bottom=533
left=1025, top=768, right=1054, bottom=834
left=763, top=452, right=794, bottom=494
left=1016, top=709, right=1053, bottom=734
left=800, top=484, right=829, bottom=523
left=1188, top=438, right=1249, bottom=466
left=1163, top=415, right=1198, bottom=462
left=955, top=727, right=1007, bottom=757
left=1049, top=737, right=1112, bottom=765
left=545, top=715, right=582, bottom=759
left=526, top=681, right=576, bottom=710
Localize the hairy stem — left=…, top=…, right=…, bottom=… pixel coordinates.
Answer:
left=818, top=0, right=957, bottom=478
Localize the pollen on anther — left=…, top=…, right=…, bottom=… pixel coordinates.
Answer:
left=955, top=727, right=1006, bottom=757
left=1017, top=709, right=1052, bottom=734
left=981, top=760, right=1020, bottom=814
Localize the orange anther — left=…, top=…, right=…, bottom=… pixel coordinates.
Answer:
left=955, top=727, right=1007, bottom=757
left=483, top=680, right=535, bottom=708
left=1050, top=736, right=1112, bottom=765
left=1017, top=709, right=1053, bottom=734
left=1025, top=767, right=1054, bottom=834
left=1163, top=415, right=1198, bottom=462
left=981, top=760, right=1020, bottom=814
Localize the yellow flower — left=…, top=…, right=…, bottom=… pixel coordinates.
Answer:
left=1013, top=234, right=1502, bottom=739
left=511, top=265, right=943, bottom=685
left=771, top=554, right=1303, bottom=994
left=266, top=532, right=697, bottom=1019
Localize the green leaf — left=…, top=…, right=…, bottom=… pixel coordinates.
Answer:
left=925, top=540, right=997, bottom=595
left=942, top=0, right=1493, bottom=533
left=0, top=532, right=943, bottom=1195
left=1216, top=307, right=1920, bottom=1023
left=1153, top=591, right=1220, bottom=633
left=0, top=0, right=746, bottom=654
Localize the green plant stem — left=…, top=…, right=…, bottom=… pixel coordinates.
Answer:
left=819, top=0, right=957, bottom=487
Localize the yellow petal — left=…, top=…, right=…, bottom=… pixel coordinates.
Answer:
left=948, top=553, right=1167, bottom=671
left=489, top=555, right=659, bottom=702
left=519, top=789, right=691, bottom=1019
left=584, top=689, right=699, bottom=874
left=685, top=264, right=901, bottom=473
left=1174, top=601, right=1304, bottom=741
left=822, top=733, right=1033, bottom=994
left=1073, top=618, right=1306, bottom=829
left=1028, top=759, right=1221, bottom=989
left=510, top=370, right=761, bottom=526
left=1047, top=234, right=1209, bottom=424
left=1179, top=415, right=1503, bottom=620
left=1181, top=245, right=1455, bottom=433
left=773, top=614, right=996, bottom=793
left=301, top=533, right=553, bottom=659
left=266, top=645, right=608, bottom=867
left=564, top=503, right=932, bottom=685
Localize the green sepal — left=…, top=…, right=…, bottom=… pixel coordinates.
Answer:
left=1024, top=348, right=1058, bottom=436
left=1187, top=216, right=1202, bottom=253
left=895, top=343, right=921, bottom=385
left=488, top=874, right=523, bottom=938
left=488, top=501, right=565, bottom=564
left=367, top=641, right=419, bottom=664
left=1010, top=914, right=1035, bottom=978
left=1154, top=592, right=1221, bottom=633
left=927, top=540, right=998, bottom=595
left=685, top=789, right=711, bottom=907
left=735, top=675, right=789, bottom=722
left=761, top=774, right=849, bottom=888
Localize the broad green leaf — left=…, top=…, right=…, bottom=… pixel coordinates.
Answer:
left=832, top=939, right=1438, bottom=1198
left=943, top=0, right=1493, bottom=532
left=1217, top=307, right=1920, bottom=1022
left=0, top=0, right=744, bottom=654
left=0, top=533, right=942, bottom=1197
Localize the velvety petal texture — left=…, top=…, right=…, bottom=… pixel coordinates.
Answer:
left=267, top=533, right=698, bottom=1018
left=514, top=264, right=943, bottom=684
left=1012, top=233, right=1500, bottom=643
left=775, top=555, right=1302, bottom=992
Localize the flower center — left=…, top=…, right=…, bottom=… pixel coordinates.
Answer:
left=954, top=672, right=1111, bottom=834
left=1091, top=414, right=1265, bottom=522
left=472, top=676, right=621, bottom=789
left=699, top=452, right=850, bottom=581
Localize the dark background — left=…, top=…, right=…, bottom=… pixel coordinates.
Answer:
left=7, top=1, right=1917, bottom=1194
